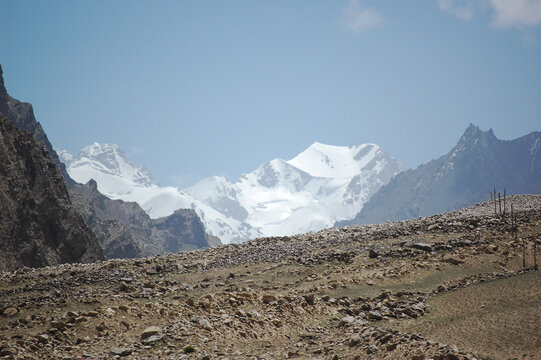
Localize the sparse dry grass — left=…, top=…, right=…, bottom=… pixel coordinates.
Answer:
left=389, top=270, right=541, bottom=360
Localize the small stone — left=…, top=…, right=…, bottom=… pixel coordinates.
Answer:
left=50, top=320, right=66, bottom=330
left=303, top=293, right=315, bottom=305
left=141, top=326, right=161, bottom=339
left=379, top=333, right=393, bottom=344
left=35, top=334, right=49, bottom=344
left=199, top=318, right=213, bottom=330
left=142, top=335, right=162, bottom=344
left=120, top=320, right=130, bottom=329
left=437, top=285, right=448, bottom=292
left=110, top=347, right=132, bottom=356
left=262, top=294, right=277, bottom=303
left=0, top=348, right=17, bottom=356
left=349, top=334, right=361, bottom=347
left=3, top=307, right=18, bottom=317
left=105, top=307, right=116, bottom=316
left=367, top=344, right=378, bottom=354
left=368, top=249, right=379, bottom=258
left=340, top=316, right=355, bottom=326
left=412, top=243, right=433, bottom=252
left=367, top=310, right=383, bottom=320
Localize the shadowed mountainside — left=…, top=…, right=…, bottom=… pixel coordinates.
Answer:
left=70, top=179, right=220, bottom=258
left=0, top=116, right=104, bottom=271
left=338, top=124, right=541, bottom=226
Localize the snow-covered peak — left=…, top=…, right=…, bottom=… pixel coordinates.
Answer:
left=70, top=142, right=157, bottom=188
left=245, top=158, right=313, bottom=189
left=287, top=142, right=382, bottom=178
left=63, top=140, right=404, bottom=243
left=55, top=148, right=74, bottom=166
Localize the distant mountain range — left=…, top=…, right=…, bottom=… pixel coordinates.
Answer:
left=2, top=61, right=540, bottom=268
left=60, top=141, right=404, bottom=243
left=338, top=124, right=541, bottom=226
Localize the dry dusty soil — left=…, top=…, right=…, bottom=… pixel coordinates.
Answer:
left=1, top=195, right=541, bottom=360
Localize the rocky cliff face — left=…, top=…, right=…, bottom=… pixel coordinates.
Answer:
left=339, top=124, right=541, bottom=226
left=0, top=116, right=104, bottom=271
left=69, top=179, right=219, bottom=258
left=0, top=65, right=72, bottom=185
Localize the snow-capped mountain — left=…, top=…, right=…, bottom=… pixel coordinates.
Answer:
left=61, top=142, right=403, bottom=243
left=60, top=143, right=262, bottom=244
left=62, top=143, right=157, bottom=189
left=188, top=142, right=404, bottom=236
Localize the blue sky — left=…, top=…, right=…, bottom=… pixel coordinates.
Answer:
left=1, top=1, right=540, bottom=186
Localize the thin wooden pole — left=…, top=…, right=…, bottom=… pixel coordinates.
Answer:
left=494, top=188, right=497, bottom=216
left=498, top=192, right=502, bottom=217
left=503, top=188, right=506, bottom=217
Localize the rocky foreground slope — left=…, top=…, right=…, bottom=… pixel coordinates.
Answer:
left=1, top=195, right=540, bottom=359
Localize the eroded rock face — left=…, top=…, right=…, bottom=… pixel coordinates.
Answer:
left=0, top=65, right=72, bottom=185
left=0, top=116, right=104, bottom=271
left=69, top=179, right=219, bottom=258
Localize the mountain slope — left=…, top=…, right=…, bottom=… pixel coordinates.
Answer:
left=62, top=143, right=261, bottom=244
left=339, top=124, right=541, bottom=226
left=0, top=65, right=72, bottom=184
left=189, top=142, right=404, bottom=237
left=69, top=179, right=220, bottom=258
left=0, top=116, right=104, bottom=271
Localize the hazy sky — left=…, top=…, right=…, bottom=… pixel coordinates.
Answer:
left=1, top=1, right=540, bottom=186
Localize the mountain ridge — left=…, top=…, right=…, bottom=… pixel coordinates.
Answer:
left=338, top=124, right=541, bottom=226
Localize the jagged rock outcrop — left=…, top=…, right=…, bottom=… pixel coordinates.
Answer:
left=69, top=179, right=220, bottom=258
left=0, top=116, right=104, bottom=271
left=68, top=180, right=145, bottom=259
left=339, top=124, right=541, bottom=226
left=0, top=64, right=72, bottom=185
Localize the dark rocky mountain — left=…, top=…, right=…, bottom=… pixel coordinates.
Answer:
left=69, top=179, right=220, bottom=258
left=0, top=116, right=104, bottom=271
left=338, top=124, right=541, bottom=226
left=0, top=64, right=220, bottom=261
left=0, top=65, right=72, bottom=185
